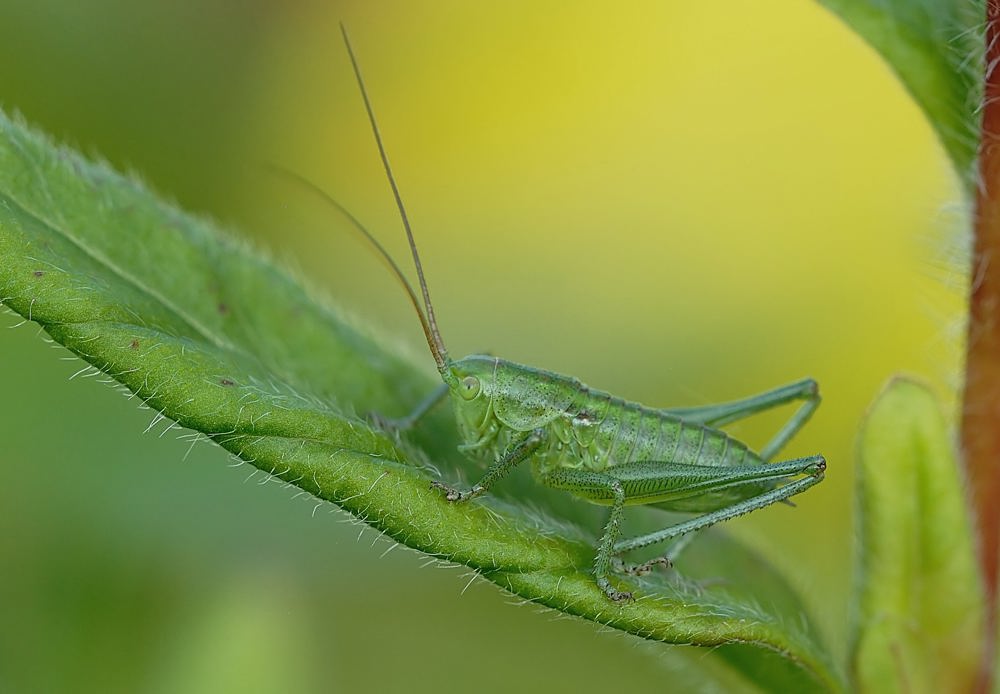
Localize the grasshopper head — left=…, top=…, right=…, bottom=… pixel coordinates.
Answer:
left=444, top=354, right=498, bottom=447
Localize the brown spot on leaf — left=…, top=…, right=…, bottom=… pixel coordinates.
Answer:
left=220, top=378, right=235, bottom=386
left=130, top=339, right=140, bottom=349
left=32, top=270, right=44, bottom=277
left=218, top=302, right=229, bottom=315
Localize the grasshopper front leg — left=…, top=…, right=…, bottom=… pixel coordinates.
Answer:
left=374, top=382, right=450, bottom=432
left=431, top=429, right=544, bottom=502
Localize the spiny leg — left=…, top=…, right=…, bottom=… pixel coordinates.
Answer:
left=663, top=378, right=820, bottom=461
left=374, top=382, right=449, bottom=432
left=431, top=429, right=544, bottom=502
left=758, top=385, right=820, bottom=462
left=629, top=381, right=821, bottom=571
left=596, top=455, right=824, bottom=575
left=613, top=455, right=826, bottom=556
left=539, top=468, right=632, bottom=602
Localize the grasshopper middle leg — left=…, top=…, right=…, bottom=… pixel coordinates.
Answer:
left=537, top=467, right=633, bottom=601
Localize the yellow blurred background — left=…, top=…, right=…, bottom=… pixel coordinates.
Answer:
left=0, top=0, right=966, bottom=691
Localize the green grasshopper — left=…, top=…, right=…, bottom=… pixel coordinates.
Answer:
left=334, top=25, right=826, bottom=602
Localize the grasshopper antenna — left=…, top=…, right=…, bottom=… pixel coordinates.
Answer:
left=266, top=164, right=433, bottom=359
left=340, top=23, right=451, bottom=372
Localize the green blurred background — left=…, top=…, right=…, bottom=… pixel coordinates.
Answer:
left=0, top=1, right=966, bottom=691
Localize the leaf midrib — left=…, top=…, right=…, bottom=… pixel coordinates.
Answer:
left=0, top=156, right=235, bottom=353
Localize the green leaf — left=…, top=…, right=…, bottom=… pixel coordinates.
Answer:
left=815, top=0, right=984, bottom=188
left=852, top=378, right=984, bottom=692
left=0, top=110, right=842, bottom=692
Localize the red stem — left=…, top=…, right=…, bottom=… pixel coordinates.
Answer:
left=966, top=2, right=1000, bottom=689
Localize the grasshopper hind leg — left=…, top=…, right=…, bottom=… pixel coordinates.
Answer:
left=543, top=455, right=825, bottom=602
left=663, top=378, right=820, bottom=462
left=613, top=455, right=826, bottom=558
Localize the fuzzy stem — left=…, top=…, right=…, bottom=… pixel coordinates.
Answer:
left=965, top=2, right=1000, bottom=689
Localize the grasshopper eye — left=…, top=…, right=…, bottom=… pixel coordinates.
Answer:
left=460, top=376, right=481, bottom=400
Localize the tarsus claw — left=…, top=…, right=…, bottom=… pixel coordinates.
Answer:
left=430, top=480, right=463, bottom=501
left=623, top=556, right=673, bottom=576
